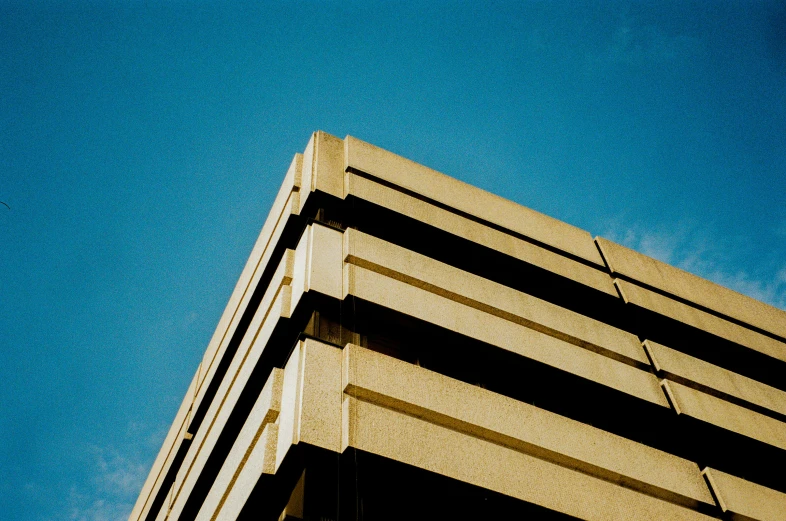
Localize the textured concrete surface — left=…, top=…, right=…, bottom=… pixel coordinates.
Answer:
left=345, top=135, right=606, bottom=267
left=645, top=340, right=786, bottom=419
left=703, top=467, right=786, bottom=521
left=345, top=264, right=668, bottom=407
left=598, top=237, right=786, bottom=340
left=342, top=344, right=714, bottom=510
left=298, top=131, right=344, bottom=212
left=616, top=279, right=786, bottom=363
left=344, top=397, right=716, bottom=521
left=196, top=369, right=282, bottom=521
left=664, top=380, right=786, bottom=450
left=344, top=228, right=646, bottom=367
left=345, top=172, right=619, bottom=297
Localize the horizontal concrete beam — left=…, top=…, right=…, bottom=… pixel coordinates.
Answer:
left=645, top=340, right=786, bottom=420
left=703, top=467, right=786, bottom=521
left=196, top=156, right=300, bottom=406
left=345, top=172, right=618, bottom=297
left=342, top=344, right=714, bottom=511
left=167, top=261, right=294, bottom=519
left=130, top=155, right=301, bottom=521
left=196, top=369, right=283, bottom=521
left=344, top=398, right=714, bottom=521
left=663, top=380, right=786, bottom=451
left=129, top=370, right=198, bottom=521
left=616, top=279, right=786, bottom=363
left=344, top=228, right=646, bottom=368
left=345, top=264, right=667, bottom=407
left=344, top=135, right=606, bottom=267
left=598, top=237, right=786, bottom=341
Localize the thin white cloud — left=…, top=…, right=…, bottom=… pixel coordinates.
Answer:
left=63, top=423, right=165, bottom=521
left=586, top=13, right=702, bottom=70
left=68, top=487, right=135, bottom=521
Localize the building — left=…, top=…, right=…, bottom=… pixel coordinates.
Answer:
left=129, top=131, right=786, bottom=521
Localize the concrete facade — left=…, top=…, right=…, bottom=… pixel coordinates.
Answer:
left=130, top=132, right=786, bottom=521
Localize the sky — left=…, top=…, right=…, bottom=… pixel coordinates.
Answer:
left=1, top=2, right=785, bottom=520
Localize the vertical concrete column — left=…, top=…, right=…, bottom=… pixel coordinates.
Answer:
left=298, top=131, right=345, bottom=214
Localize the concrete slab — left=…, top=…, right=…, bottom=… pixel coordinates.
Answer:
left=128, top=370, right=198, bottom=521
left=345, top=135, right=606, bottom=267
left=645, top=340, right=786, bottom=420
left=298, top=131, right=344, bottom=213
left=196, top=369, right=283, bottom=521
left=345, top=264, right=668, bottom=407
left=616, top=279, right=786, bottom=363
left=274, top=339, right=344, bottom=471
left=343, top=344, right=715, bottom=510
left=344, top=397, right=716, bottom=521
left=345, top=172, right=618, bottom=297
left=167, top=284, right=292, bottom=520
left=703, top=467, right=786, bottom=521
left=344, top=228, right=647, bottom=367
left=664, top=380, right=786, bottom=451
left=598, top=237, right=786, bottom=341
left=194, top=189, right=300, bottom=413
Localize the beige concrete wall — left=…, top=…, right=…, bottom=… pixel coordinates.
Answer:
left=132, top=132, right=785, bottom=521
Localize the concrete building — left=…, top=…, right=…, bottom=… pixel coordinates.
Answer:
left=129, top=132, right=786, bottom=521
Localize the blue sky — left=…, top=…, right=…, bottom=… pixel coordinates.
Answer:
left=1, top=2, right=785, bottom=520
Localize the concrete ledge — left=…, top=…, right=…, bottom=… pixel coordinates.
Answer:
left=196, top=369, right=283, bottom=521
left=344, top=135, right=606, bottom=267
left=343, top=397, right=716, bottom=521
left=598, top=237, right=786, bottom=341
left=298, top=131, right=344, bottom=213
left=167, top=278, right=293, bottom=519
left=275, top=339, right=344, bottom=471
left=345, top=228, right=647, bottom=368
left=616, top=279, right=786, bottom=363
left=664, top=380, right=786, bottom=451
left=342, top=344, right=714, bottom=511
left=194, top=190, right=300, bottom=415
left=130, top=158, right=301, bottom=521
left=345, top=172, right=618, bottom=297
left=645, top=340, right=786, bottom=420
left=703, top=467, right=786, bottom=521
left=345, top=264, right=667, bottom=407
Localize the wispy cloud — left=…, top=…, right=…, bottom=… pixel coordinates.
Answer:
left=585, top=12, right=702, bottom=70
left=602, top=219, right=786, bottom=310
left=63, top=423, right=166, bottom=521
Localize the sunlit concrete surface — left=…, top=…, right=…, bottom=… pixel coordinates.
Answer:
left=130, top=132, right=786, bottom=521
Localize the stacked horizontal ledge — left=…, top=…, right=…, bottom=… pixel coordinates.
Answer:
left=130, top=131, right=786, bottom=521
